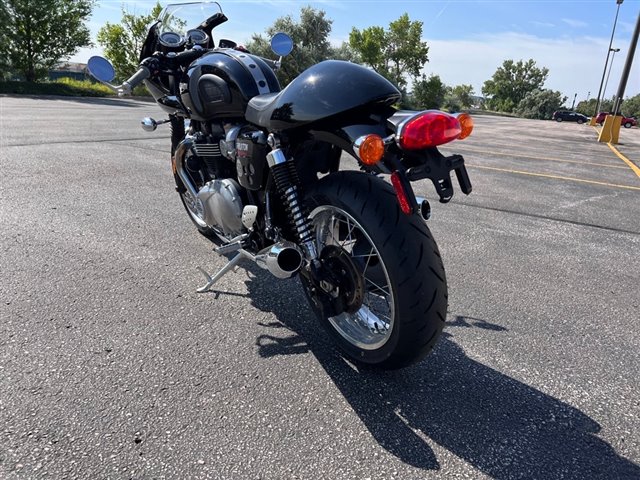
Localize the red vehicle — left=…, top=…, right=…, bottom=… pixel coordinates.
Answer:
left=595, top=112, right=637, bottom=128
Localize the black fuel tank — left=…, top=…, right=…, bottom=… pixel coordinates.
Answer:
left=180, top=49, right=281, bottom=121
left=246, top=60, right=401, bottom=131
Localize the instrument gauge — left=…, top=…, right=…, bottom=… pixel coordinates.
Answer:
left=159, top=31, right=186, bottom=48
left=187, top=29, right=209, bottom=47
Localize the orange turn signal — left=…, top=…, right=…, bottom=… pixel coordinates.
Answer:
left=457, top=113, right=474, bottom=140
left=354, top=134, right=385, bottom=165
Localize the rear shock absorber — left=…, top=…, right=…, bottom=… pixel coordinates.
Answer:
left=267, top=135, right=317, bottom=260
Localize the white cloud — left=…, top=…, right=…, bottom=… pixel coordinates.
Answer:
left=617, top=21, right=635, bottom=34
left=422, top=32, right=639, bottom=101
left=562, top=18, right=589, bottom=28
left=530, top=21, right=555, bottom=28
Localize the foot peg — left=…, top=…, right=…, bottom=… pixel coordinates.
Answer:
left=213, top=233, right=249, bottom=256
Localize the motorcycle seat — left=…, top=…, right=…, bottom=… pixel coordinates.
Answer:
left=246, top=92, right=282, bottom=128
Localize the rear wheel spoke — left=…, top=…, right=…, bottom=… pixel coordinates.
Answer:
left=309, top=206, right=394, bottom=350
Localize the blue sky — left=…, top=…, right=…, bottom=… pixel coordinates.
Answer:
left=74, top=0, right=640, bottom=103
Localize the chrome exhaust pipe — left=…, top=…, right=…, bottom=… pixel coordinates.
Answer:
left=415, top=196, right=432, bottom=221
left=199, top=241, right=303, bottom=292
left=254, top=241, right=304, bottom=279
left=172, top=137, right=199, bottom=200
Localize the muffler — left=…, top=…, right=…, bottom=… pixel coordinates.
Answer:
left=415, top=196, right=432, bottom=221
left=197, top=241, right=305, bottom=292
left=254, top=241, right=304, bottom=279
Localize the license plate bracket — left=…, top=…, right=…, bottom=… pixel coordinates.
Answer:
left=405, top=151, right=472, bottom=203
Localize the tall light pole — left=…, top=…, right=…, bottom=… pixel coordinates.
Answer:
left=603, top=47, right=620, bottom=105
left=598, top=10, right=640, bottom=144
left=613, top=10, right=640, bottom=116
left=592, top=0, right=624, bottom=121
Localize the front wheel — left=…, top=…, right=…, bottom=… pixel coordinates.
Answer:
left=623, top=122, right=632, bottom=128
left=301, top=171, right=448, bottom=369
left=179, top=190, right=218, bottom=239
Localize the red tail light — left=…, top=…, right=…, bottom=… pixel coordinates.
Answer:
left=398, top=111, right=462, bottom=150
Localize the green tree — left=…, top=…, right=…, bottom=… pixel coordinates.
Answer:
left=331, top=41, right=360, bottom=63
left=97, top=2, right=162, bottom=82
left=482, top=59, right=549, bottom=112
left=412, top=74, right=447, bottom=110
left=449, top=84, right=474, bottom=109
left=515, top=89, right=567, bottom=119
left=4, top=0, right=94, bottom=81
left=575, top=98, right=613, bottom=117
left=619, top=94, right=640, bottom=118
left=349, top=13, right=429, bottom=90
left=442, top=93, right=462, bottom=113
left=348, top=26, right=385, bottom=71
left=0, top=1, right=10, bottom=78
left=247, top=6, right=343, bottom=86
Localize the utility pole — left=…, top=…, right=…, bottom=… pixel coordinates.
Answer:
left=603, top=48, right=621, bottom=103
left=613, top=11, right=639, bottom=116
left=598, top=10, right=640, bottom=144
left=571, top=93, right=577, bottom=110
left=591, top=0, right=624, bottom=125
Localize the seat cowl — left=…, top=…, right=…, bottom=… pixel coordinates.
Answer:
left=244, top=60, right=401, bottom=132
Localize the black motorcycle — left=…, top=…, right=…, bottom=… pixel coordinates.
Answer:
left=88, top=1, right=474, bottom=369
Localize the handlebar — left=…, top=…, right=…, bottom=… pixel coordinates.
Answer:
left=114, top=44, right=278, bottom=96
left=174, top=48, right=208, bottom=67
left=119, top=65, right=151, bottom=95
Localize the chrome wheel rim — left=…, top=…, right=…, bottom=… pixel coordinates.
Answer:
left=182, top=191, right=208, bottom=228
left=309, top=206, right=395, bottom=350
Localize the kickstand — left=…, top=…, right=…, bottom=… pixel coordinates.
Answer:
left=196, top=252, right=245, bottom=293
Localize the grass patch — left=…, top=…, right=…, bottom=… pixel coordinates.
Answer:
left=468, top=108, right=518, bottom=118
left=0, top=78, right=115, bottom=97
left=0, top=78, right=152, bottom=97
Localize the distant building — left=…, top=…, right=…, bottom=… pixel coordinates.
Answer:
left=49, top=62, right=88, bottom=81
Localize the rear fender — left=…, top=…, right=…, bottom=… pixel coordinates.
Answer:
left=309, top=122, right=393, bottom=173
left=307, top=111, right=472, bottom=207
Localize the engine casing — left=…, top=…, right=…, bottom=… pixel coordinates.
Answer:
left=180, top=49, right=281, bottom=122
left=196, top=178, right=245, bottom=237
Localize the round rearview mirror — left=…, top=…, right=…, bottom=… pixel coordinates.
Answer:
left=87, top=56, right=116, bottom=83
left=270, top=33, right=294, bottom=57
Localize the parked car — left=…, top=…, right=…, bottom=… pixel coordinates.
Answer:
left=552, top=111, right=589, bottom=124
left=594, top=112, right=637, bottom=128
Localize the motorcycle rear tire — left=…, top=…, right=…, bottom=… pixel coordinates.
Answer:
left=302, top=171, right=448, bottom=369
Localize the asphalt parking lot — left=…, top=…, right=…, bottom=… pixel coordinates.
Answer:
left=1, top=96, right=639, bottom=479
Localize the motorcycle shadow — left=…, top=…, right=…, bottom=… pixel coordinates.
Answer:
left=241, top=267, right=640, bottom=478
